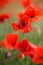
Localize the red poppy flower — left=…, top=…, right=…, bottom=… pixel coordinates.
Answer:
left=31, top=46, right=43, bottom=64
left=25, top=5, right=41, bottom=22
left=0, top=14, right=9, bottom=23
left=15, top=39, right=37, bottom=56
left=0, top=41, right=6, bottom=47
left=0, top=0, right=9, bottom=9
left=5, top=34, right=19, bottom=50
left=20, top=0, right=32, bottom=7
left=12, top=15, right=32, bottom=33
left=18, top=53, right=24, bottom=58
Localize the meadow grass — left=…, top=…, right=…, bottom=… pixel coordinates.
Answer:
left=0, top=18, right=43, bottom=65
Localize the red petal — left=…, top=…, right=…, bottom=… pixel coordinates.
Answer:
left=5, top=33, right=19, bottom=44
left=12, top=22, right=19, bottom=30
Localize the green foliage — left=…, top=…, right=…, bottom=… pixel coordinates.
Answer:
left=0, top=18, right=43, bottom=65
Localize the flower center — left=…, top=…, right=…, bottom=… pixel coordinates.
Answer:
left=30, top=15, right=34, bottom=18
left=23, top=45, right=26, bottom=51
left=0, top=18, right=4, bottom=22
left=21, top=21, right=26, bottom=26
left=23, top=47, right=26, bottom=51
left=11, top=43, right=15, bottom=46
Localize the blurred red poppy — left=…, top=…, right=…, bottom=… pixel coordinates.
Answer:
left=5, top=34, right=19, bottom=50
left=0, top=0, right=10, bottom=9
left=20, top=0, right=32, bottom=7
left=18, top=53, right=24, bottom=58
left=15, top=39, right=37, bottom=56
left=25, top=5, right=41, bottom=22
left=0, top=41, right=7, bottom=47
left=12, top=15, right=32, bottom=33
left=31, top=46, right=43, bottom=64
left=0, top=14, right=9, bottom=23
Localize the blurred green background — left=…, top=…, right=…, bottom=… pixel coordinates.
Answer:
left=0, top=0, right=43, bottom=65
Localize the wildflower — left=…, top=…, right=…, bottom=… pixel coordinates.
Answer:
left=20, top=0, right=32, bottom=7
left=0, top=41, right=7, bottom=47
left=0, top=14, right=9, bottom=23
left=12, top=15, right=32, bottom=33
left=5, top=52, right=12, bottom=59
left=15, top=39, right=37, bottom=56
left=18, top=54, right=24, bottom=58
left=5, top=34, right=19, bottom=50
left=31, top=46, right=43, bottom=64
left=25, top=5, right=41, bottom=22
left=0, top=0, right=9, bottom=9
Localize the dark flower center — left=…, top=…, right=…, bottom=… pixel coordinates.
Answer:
left=23, top=45, right=26, bottom=51
left=0, top=18, right=4, bottom=22
left=23, top=47, right=26, bottom=51
left=30, top=15, right=34, bottom=18
left=11, top=43, right=15, bottom=46
left=21, top=21, right=26, bottom=26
